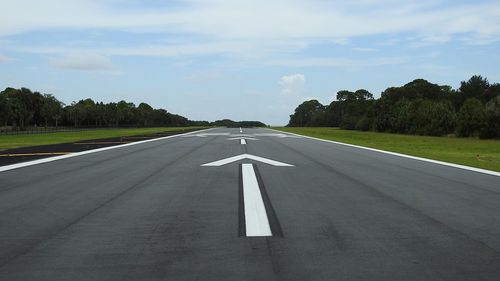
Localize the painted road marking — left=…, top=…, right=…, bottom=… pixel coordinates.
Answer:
left=239, top=127, right=243, bottom=133
left=241, top=139, right=246, bottom=145
left=0, top=152, right=71, bottom=157
left=227, top=136, right=259, bottom=140
left=182, top=132, right=230, bottom=138
left=181, top=133, right=207, bottom=138
left=74, top=142, right=130, bottom=145
left=269, top=128, right=500, bottom=177
left=202, top=133, right=231, bottom=136
left=241, top=163, right=272, bottom=237
left=0, top=128, right=215, bottom=173
left=201, top=153, right=294, bottom=167
left=253, top=133, right=301, bottom=138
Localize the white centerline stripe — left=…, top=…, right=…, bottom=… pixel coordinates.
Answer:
left=242, top=164, right=272, bottom=237
left=241, top=139, right=247, bottom=145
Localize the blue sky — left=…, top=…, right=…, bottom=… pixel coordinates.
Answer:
left=1, top=0, right=500, bottom=125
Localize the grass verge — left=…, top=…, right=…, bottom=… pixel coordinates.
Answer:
left=274, top=127, right=500, bottom=172
left=0, top=127, right=206, bottom=150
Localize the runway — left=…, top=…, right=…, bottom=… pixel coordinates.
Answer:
left=1, top=127, right=499, bottom=280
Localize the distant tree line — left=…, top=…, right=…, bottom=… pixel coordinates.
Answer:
left=0, top=87, right=266, bottom=130
left=212, top=119, right=266, bottom=127
left=287, top=75, right=500, bottom=139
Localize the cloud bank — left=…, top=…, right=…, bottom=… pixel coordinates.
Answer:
left=0, top=0, right=499, bottom=59
left=280, top=74, right=305, bottom=95
left=49, top=53, right=115, bottom=71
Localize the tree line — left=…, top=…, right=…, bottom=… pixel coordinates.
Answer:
left=287, top=75, right=500, bottom=139
left=1, top=87, right=268, bottom=130
left=211, top=119, right=266, bottom=127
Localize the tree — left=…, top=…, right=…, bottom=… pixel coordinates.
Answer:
left=336, top=90, right=355, bottom=102
left=2, top=88, right=29, bottom=129
left=103, top=102, right=118, bottom=126
left=1, top=86, right=208, bottom=130
left=459, top=75, right=490, bottom=103
left=324, top=101, right=342, bottom=127
left=388, top=98, right=413, bottom=133
left=456, top=98, right=485, bottom=137
left=0, top=91, right=8, bottom=126
left=337, top=89, right=374, bottom=130
left=137, top=102, right=154, bottom=127
left=67, top=102, right=85, bottom=127
left=116, top=101, right=136, bottom=126
left=40, top=94, right=64, bottom=128
left=288, top=100, right=324, bottom=127
left=354, top=89, right=374, bottom=101
left=480, top=96, right=500, bottom=139
left=412, top=100, right=455, bottom=136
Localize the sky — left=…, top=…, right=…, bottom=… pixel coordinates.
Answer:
left=1, top=0, right=500, bottom=125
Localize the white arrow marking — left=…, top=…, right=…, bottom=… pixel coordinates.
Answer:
left=241, top=139, right=246, bottom=145
left=227, top=137, right=259, bottom=141
left=239, top=127, right=243, bottom=133
left=201, top=153, right=294, bottom=167
left=242, top=164, right=272, bottom=236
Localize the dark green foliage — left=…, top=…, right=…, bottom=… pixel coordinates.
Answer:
left=1, top=87, right=263, bottom=130
left=459, top=75, right=491, bottom=103
left=456, top=98, right=485, bottom=137
left=480, top=96, right=500, bottom=139
left=287, top=75, right=500, bottom=139
left=287, top=100, right=325, bottom=127
left=212, top=119, right=266, bottom=127
left=412, top=100, right=456, bottom=136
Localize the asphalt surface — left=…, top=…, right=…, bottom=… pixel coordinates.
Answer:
left=0, top=128, right=200, bottom=166
left=1, top=127, right=499, bottom=281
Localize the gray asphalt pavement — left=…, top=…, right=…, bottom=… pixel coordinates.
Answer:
left=1, top=127, right=500, bottom=280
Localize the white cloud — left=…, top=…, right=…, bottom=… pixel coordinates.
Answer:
left=181, top=72, right=224, bottom=83
left=0, top=1, right=499, bottom=49
left=352, top=47, right=377, bottom=52
left=280, top=74, right=305, bottom=95
left=331, top=38, right=350, bottom=45
left=268, top=57, right=408, bottom=68
left=49, top=53, right=115, bottom=72
left=7, top=39, right=309, bottom=60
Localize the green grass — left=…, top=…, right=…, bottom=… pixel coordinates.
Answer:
left=0, top=127, right=206, bottom=150
left=274, top=127, right=500, bottom=172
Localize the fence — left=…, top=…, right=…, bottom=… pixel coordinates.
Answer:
left=0, top=126, right=139, bottom=135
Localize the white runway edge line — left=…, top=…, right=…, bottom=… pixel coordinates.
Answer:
left=0, top=128, right=215, bottom=173
left=269, top=129, right=500, bottom=177
left=242, top=164, right=272, bottom=237
left=241, top=139, right=247, bottom=145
